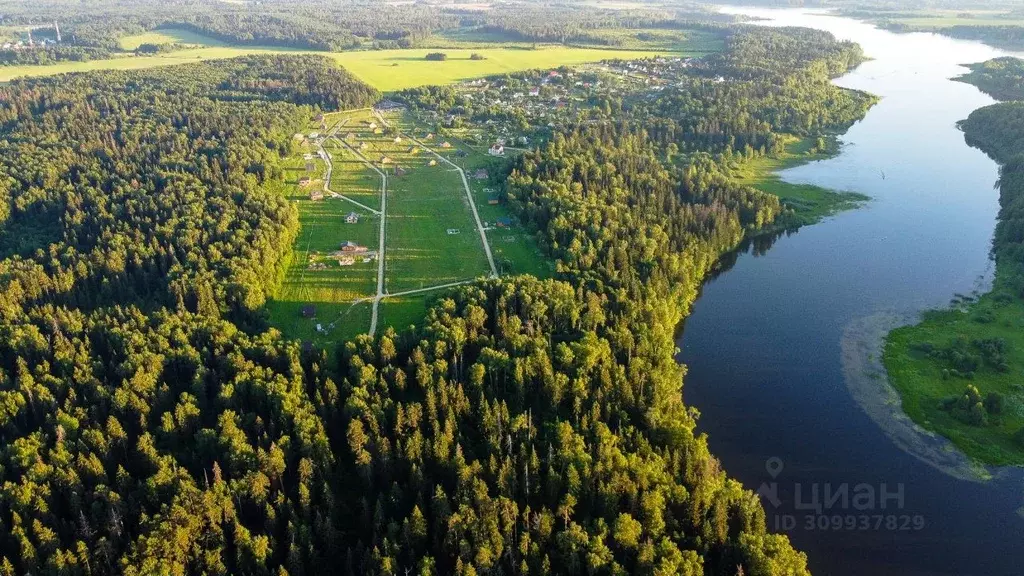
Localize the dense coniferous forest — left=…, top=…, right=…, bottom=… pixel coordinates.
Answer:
left=956, top=57, right=1024, bottom=101
left=0, top=23, right=874, bottom=576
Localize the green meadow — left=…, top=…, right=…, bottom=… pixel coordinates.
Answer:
left=0, top=42, right=662, bottom=91
left=731, top=135, right=869, bottom=227
left=117, top=28, right=228, bottom=50
left=885, top=295, right=1024, bottom=466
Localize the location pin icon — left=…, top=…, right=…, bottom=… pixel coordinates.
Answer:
left=766, top=457, right=784, bottom=479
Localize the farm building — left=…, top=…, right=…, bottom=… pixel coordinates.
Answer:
left=375, top=100, right=406, bottom=112
left=301, top=305, right=316, bottom=318
left=345, top=212, right=360, bottom=224
left=340, top=241, right=368, bottom=253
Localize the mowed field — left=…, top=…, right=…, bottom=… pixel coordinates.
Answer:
left=328, top=47, right=662, bottom=91
left=0, top=40, right=662, bottom=90
left=266, top=116, right=381, bottom=345
left=369, top=110, right=492, bottom=292
left=118, top=28, right=229, bottom=50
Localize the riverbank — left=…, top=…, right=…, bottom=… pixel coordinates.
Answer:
left=883, top=70, right=1024, bottom=466
left=733, top=134, right=870, bottom=228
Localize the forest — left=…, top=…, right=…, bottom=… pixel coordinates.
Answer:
left=0, top=21, right=876, bottom=576
left=956, top=56, right=1024, bottom=101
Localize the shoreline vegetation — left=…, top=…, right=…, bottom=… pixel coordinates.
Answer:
left=884, top=58, right=1024, bottom=467
left=843, top=8, right=1024, bottom=52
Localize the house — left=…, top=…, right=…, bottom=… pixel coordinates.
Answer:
left=337, top=255, right=356, bottom=266
left=488, top=144, right=504, bottom=157
left=440, top=141, right=452, bottom=149
left=309, top=189, right=324, bottom=201
left=298, top=177, right=312, bottom=187
left=301, top=305, right=316, bottom=318
left=367, top=121, right=378, bottom=129
left=495, top=216, right=512, bottom=228
left=473, top=169, right=489, bottom=180
left=345, top=212, right=359, bottom=224
left=340, top=241, right=367, bottom=253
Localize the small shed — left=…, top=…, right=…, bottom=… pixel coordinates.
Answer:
left=345, top=212, right=360, bottom=224
left=440, top=141, right=452, bottom=149
left=310, top=189, right=324, bottom=201
left=298, top=176, right=312, bottom=187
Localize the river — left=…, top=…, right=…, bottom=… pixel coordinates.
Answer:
left=678, top=8, right=1024, bottom=576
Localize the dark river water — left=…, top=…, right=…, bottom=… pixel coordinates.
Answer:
left=678, top=8, right=1024, bottom=576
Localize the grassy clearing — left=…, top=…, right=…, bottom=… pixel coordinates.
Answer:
left=368, top=111, right=492, bottom=292
left=265, top=119, right=380, bottom=344
left=117, top=28, right=227, bottom=50
left=885, top=293, right=1024, bottom=466
left=0, top=44, right=662, bottom=90
left=731, top=135, right=868, bottom=227
left=380, top=295, right=432, bottom=333
left=327, top=47, right=663, bottom=91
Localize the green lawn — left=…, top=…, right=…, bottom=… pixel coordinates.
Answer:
left=118, top=28, right=227, bottom=50
left=730, top=135, right=869, bottom=227
left=885, top=293, right=1024, bottom=466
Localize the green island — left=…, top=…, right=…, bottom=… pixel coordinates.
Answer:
left=0, top=1, right=881, bottom=574
left=885, top=58, right=1024, bottom=466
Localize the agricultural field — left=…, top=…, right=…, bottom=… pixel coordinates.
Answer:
left=0, top=44, right=662, bottom=88
left=117, top=28, right=227, bottom=50
left=327, top=47, right=663, bottom=91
